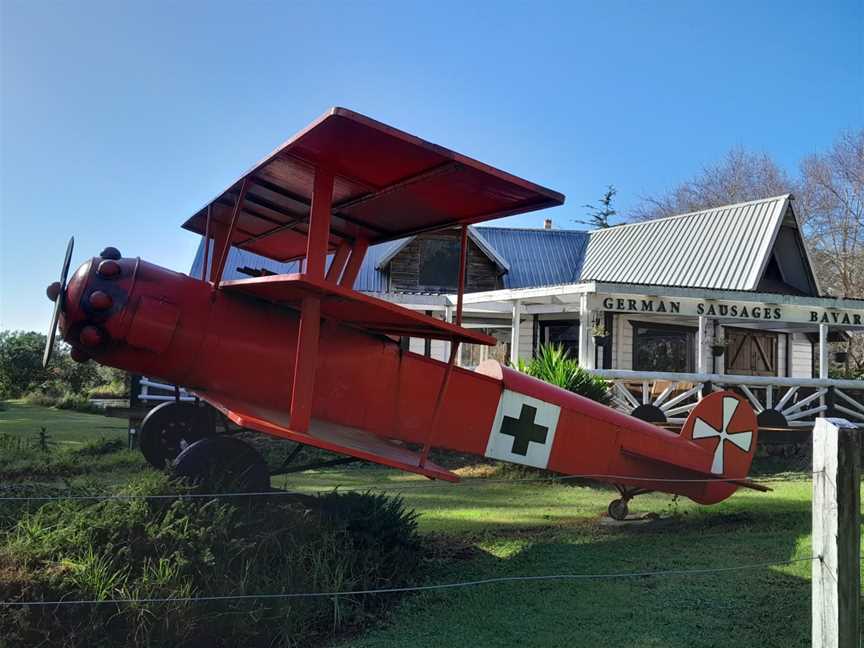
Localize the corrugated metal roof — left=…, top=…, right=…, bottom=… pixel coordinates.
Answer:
left=578, top=195, right=791, bottom=291
left=476, top=227, right=589, bottom=289
left=187, top=195, right=797, bottom=295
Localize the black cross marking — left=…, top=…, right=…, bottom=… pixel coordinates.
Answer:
left=500, top=404, right=549, bottom=456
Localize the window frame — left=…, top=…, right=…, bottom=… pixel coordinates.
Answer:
left=630, top=319, right=697, bottom=373
left=538, top=318, right=581, bottom=359
left=417, top=237, right=461, bottom=292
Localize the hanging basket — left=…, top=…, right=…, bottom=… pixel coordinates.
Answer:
left=834, top=351, right=849, bottom=364
left=711, top=345, right=726, bottom=357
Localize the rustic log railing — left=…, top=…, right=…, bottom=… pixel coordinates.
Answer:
left=590, top=369, right=864, bottom=429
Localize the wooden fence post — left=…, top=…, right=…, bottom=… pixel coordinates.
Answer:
left=812, top=417, right=861, bottom=648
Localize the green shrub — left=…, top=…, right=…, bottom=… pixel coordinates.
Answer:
left=0, top=475, right=423, bottom=647
left=23, top=390, right=99, bottom=414
left=23, top=391, right=60, bottom=408
left=87, top=379, right=128, bottom=399
left=518, top=344, right=610, bottom=404
left=73, top=437, right=126, bottom=457
left=55, top=392, right=99, bottom=414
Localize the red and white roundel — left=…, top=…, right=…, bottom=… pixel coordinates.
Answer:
left=681, top=391, right=758, bottom=477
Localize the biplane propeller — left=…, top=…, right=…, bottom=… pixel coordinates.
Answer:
left=43, top=108, right=766, bottom=518
left=43, top=236, right=75, bottom=368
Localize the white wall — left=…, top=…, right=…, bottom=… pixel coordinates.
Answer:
left=407, top=311, right=815, bottom=377
left=790, top=332, right=813, bottom=378
left=516, top=316, right=533, bottom=362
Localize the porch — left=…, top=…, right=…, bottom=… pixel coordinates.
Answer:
left=449, top=281, right=864, bottom=432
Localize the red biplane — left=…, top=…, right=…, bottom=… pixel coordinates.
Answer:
left=44, top=108, right=765, bottom=518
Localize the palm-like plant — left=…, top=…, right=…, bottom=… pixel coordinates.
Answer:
left=517, top=344, right=610, bottom=404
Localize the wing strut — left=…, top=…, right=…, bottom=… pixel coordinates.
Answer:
left=289, top=168, right=333, bottom=433
left=418, top=224, right=468, bottom=466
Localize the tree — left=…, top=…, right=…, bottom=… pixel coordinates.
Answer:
left=0, top=330, right=108, bottom=398
left=0, top=331, right=50, bottom=397
left=631, top=147, right=794, bottom=221
left=797, top=129, right=864, bottom=372
left=797, top=129, right=864, bottom=299
left=578, top=185, right=617, bottom=228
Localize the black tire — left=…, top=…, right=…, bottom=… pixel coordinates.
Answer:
left=172, top=436, right=270, bottom=493
left=608, top=498, right=629, bottom=521
left=140, top=401, right=213, bottom=469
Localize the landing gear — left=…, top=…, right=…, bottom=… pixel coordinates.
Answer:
left=172, top=436, right=270, bottom=492
left=607, top=484, right=653, bottom=521
left=607, top=498, right=629, bottom=521
left=139, top=401, right=218, bottom=469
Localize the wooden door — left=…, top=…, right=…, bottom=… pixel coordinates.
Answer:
left=724, top=328, right=778, bottom=376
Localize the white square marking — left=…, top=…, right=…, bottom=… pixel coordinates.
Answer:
left=484, top=389, right=561, bottom=469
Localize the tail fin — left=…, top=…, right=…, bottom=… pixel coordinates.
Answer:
left=681, top=391, right=759, bottom=480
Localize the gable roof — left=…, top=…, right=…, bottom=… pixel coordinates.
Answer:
left=374, top=228, right=511, bottom=274
left=189, top=194, right=819, bottom=296
left=578, top=195, right=814, bottom=292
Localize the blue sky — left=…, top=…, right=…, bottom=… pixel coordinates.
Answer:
left=1, top=0, right=862, bottom=332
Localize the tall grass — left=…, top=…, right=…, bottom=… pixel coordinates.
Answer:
left=0, top=473, right=423, bottom=647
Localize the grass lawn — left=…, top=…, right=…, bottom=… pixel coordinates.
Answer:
left=285, top=467, right=837, bottom=648
left=1, top=402, right=859, bottom=647
left=0, top=399, right=127, bottom=446
left=0, top=400, right=142, bottom=488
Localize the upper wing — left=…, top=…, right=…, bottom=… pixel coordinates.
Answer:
left=181, top=107, right=565, bottom=262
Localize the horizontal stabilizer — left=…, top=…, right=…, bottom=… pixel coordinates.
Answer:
left=619, top=446, right=771, bottom=492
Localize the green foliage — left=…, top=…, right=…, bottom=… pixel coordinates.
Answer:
left=517, top=344, right=610, bottom=404
left=578, top=185, right=617, bottom=229
left=0, top=331, right=50, bottom=398
left=24, top=390, right=99, bottom=413
left=829, top=365, right=864, bottom=380
left=0, top=475, right=423, bottom=647
left=0, top=329, right=128, bottom=402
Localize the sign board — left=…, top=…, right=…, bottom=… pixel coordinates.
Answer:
left=593, top=295, right=864, bottom=328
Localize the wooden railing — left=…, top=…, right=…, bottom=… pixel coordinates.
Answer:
left=590, top=369, right=864, bottom=429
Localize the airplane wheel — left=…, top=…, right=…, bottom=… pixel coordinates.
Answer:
left=140, top=402, right=213, bottom=469
left=172, top=436, right=270, bottom=493
left=608, top=498, right=629, bottom=521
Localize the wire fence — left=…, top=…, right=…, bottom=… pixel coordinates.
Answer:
left=0, top=470, right=818, bottom=503
left=0, top=465, right=826, bottom=610
left=0, top=556, right=822, bottom=607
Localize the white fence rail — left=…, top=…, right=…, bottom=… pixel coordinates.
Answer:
left=591, top=369, right=864, bottom=429
left=138, top=377, right=194, bottom=403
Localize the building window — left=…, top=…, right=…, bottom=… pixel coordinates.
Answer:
left=418, top=238, right=460, bottom=290
left=632, top=321, right=695, bottom=372
left=539, top=320, right=580, bottom=359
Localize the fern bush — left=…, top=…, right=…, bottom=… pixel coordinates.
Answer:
left=518, top=344, right=610, bottom=404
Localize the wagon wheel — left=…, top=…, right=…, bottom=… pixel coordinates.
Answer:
left=172, top=436, right=270, bottom=493
left=139, top=401, right=215, bottom=469
left=607, top=498, right=629, bottom=521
